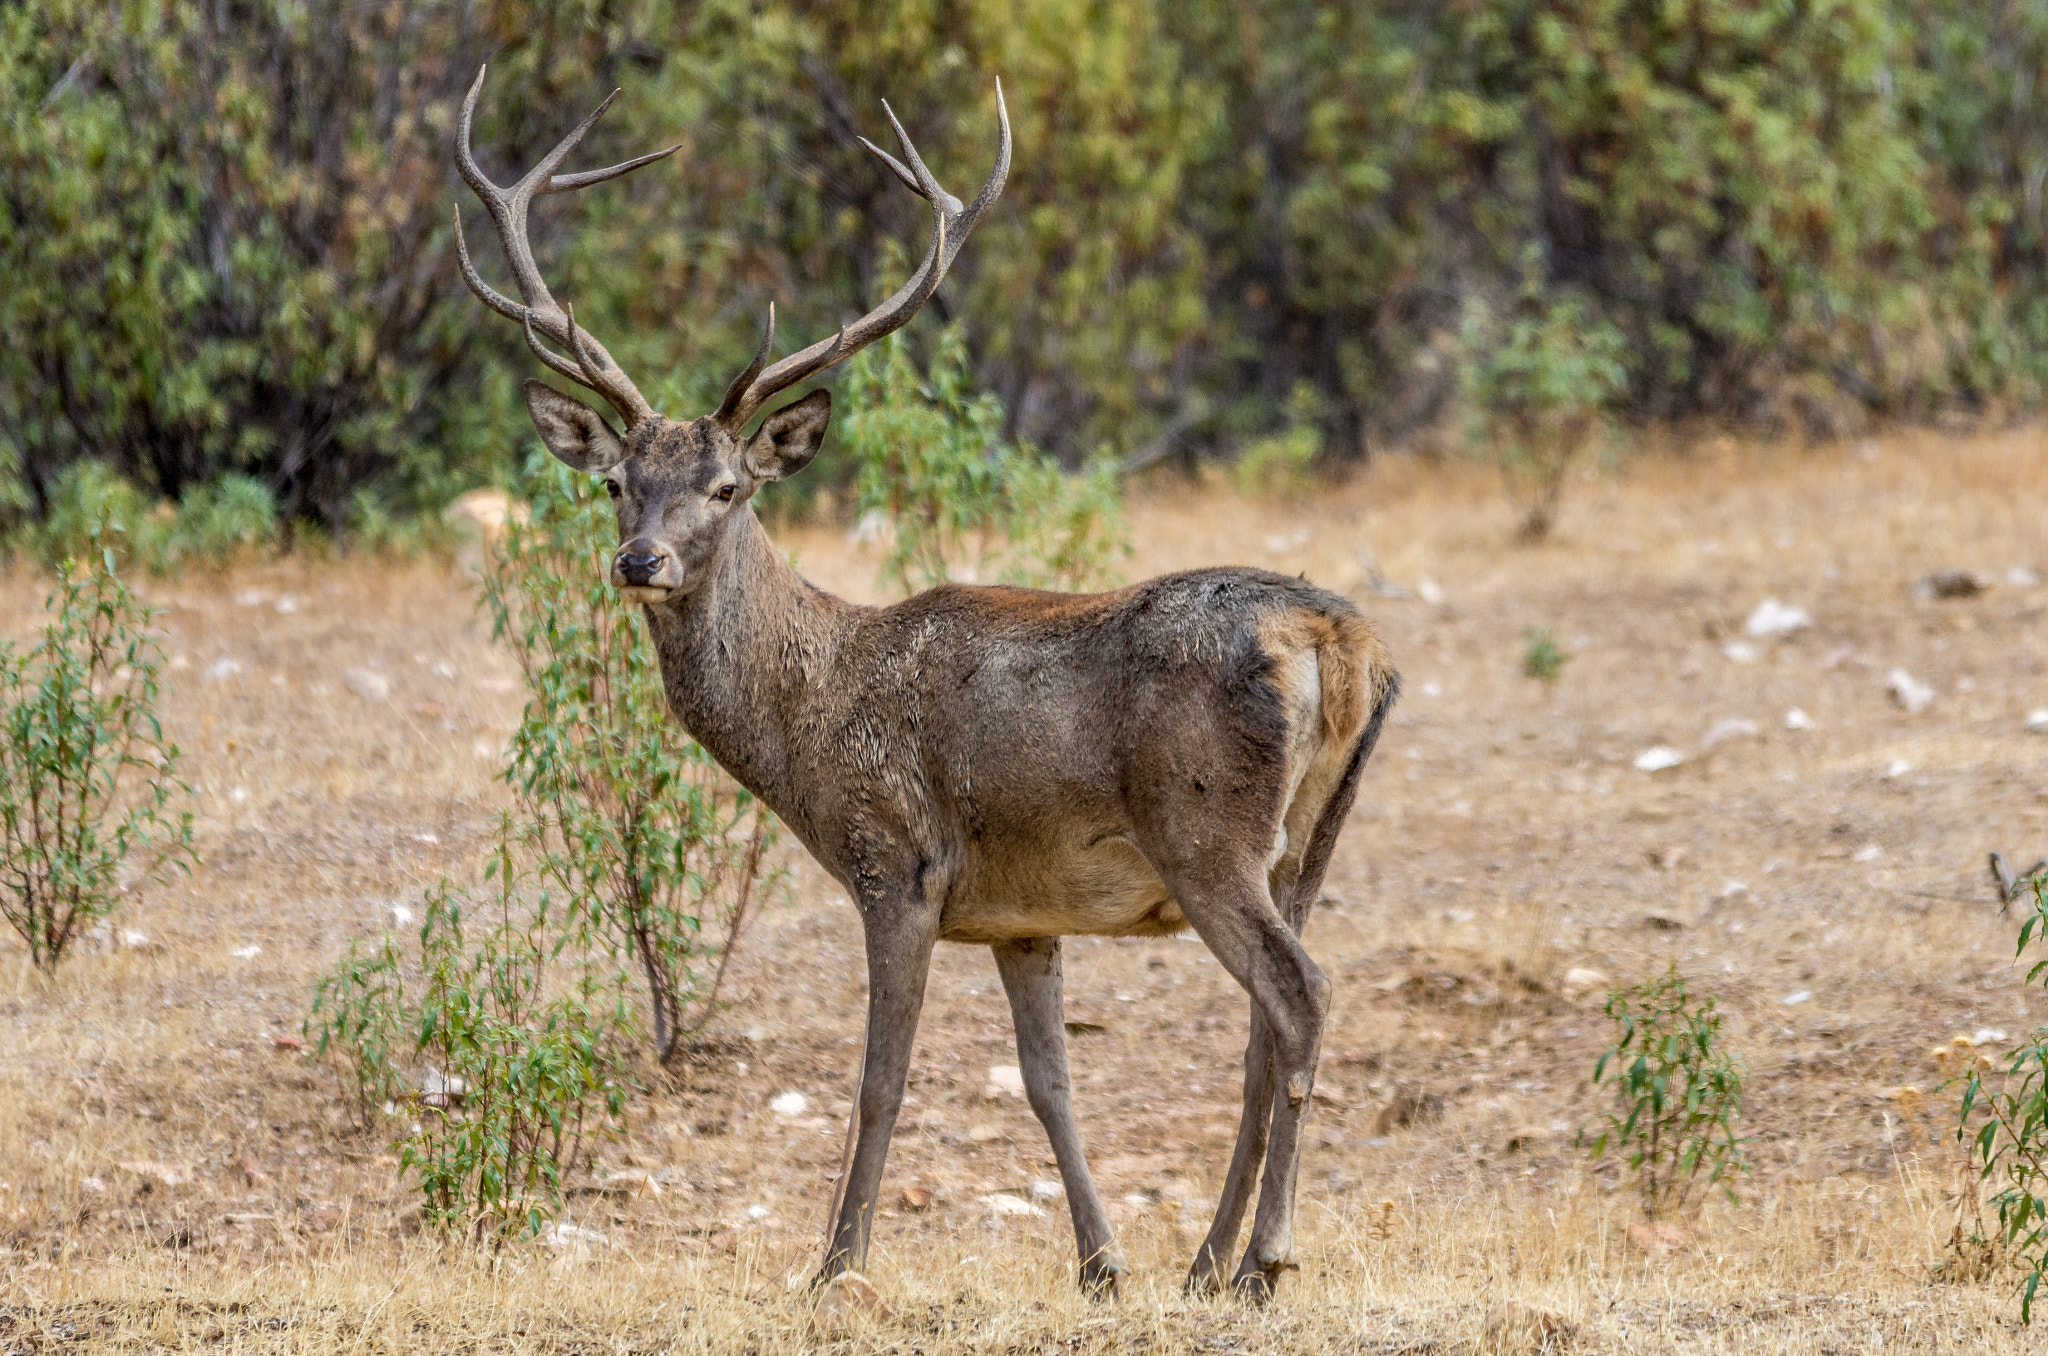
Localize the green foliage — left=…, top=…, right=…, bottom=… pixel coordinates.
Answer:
left=1233, top=383, right=1325, bottom=499
left=6, top=0, right=2048, bottom=523
left=307, top=833, right=630, bottom=1242
left=1461, top=266, right=1629, bottom=538
left=0, top=539, right=193, bottom=969
left=481, top=454, right=779, bottom=1064
left=1585, top=965, right=1748, bottom=1221
left=840, top=328, right=1128, bottom=594
left=1521, top=628, right=1568, bottom=686
left=1956, top=877, right=2048, bottom=1322
left=21, top=462, right=280, bottom=571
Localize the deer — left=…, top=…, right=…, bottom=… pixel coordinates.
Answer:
left=453, top=67, right=1398, bottom=1301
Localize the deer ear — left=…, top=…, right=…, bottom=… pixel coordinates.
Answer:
left=744, top=389, right=832, bottom=482
left=524, top=379, right=626, bottom=473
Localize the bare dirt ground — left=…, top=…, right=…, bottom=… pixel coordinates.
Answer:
left=4, top=429, right=2048, bottom=1352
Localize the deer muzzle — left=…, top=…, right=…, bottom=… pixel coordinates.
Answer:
left=613, top=547, right=676, bottom=603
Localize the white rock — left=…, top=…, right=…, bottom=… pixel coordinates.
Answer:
left=1885, top=669, right=1934, bottom=713
left=1785, top=708, right=1814, bottom=731
left=2028, top=709, right=2048, bottom=732
left=983, top=1065, right=1026, bottom=1100
left=203, top=658, right=242, bottom=682
left=119, top=928, right=152, bottom=949
left=2008, top=567, right=2041, bottom=589
left=1416, top=579, right=1444, bottom=606
left=390, top=904, right=414, bottom=927
left=1029, top=1179, right=1064, bottom=1202
left=540, top=1223, right=609, bottom=1250
left=1713, top=881, right=1749, bottom=903
left=1702, top=717, right=1759, bottom=749
left=979, top=1193, right=1044, bottom=1218
left=1852, top=844, right=1883, bottom=863
left=1973, top=1029, right=2009, bottom=1046
left=769, top=1091, right=808, bottom=1117
left=80, top=1176, right=106, bottom=1194
left=274, top=595, right=299, bottom=614
left=231, top=945, right=262, bottom=959
left=1561, top=967, right=1609, bottom=999
left=746, top=1204, right=770, bottom=1220
left=344, top=668, right=391, bottom=703
left=1746, top=599, right=1812, bottom=637
left=1634, top=746, right=1686, bottom=773
left=235, top=590, right=270, bottom=608
left=1782, top=989, right=1812, bottom=1005
left=422, top=1068, right=466, bottom=1107
left=1884, top=758, right=1912, bottom=779
left=1721, top=641, right=1759, bottom=664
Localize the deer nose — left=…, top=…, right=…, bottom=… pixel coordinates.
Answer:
left=616, top=551, right=665, bottom=586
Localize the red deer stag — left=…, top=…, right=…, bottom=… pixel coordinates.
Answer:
left=453, top=68, right=1398, bottom=1300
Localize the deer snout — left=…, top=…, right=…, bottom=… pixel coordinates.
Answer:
left=615, top=550, right=666, bottom=586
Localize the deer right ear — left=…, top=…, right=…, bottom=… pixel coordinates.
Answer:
left=524, top=379, right=626, bottom=473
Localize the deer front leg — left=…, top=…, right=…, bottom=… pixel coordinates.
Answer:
left=992, top=937, right=1125, bottom=1296
left=816, top=895, right=937, bottom=1285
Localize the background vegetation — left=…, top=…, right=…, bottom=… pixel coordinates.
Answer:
left=2, top=0, right=2044, bottom=535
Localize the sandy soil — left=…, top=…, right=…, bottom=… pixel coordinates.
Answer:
left=3, top=428, right=2048, bottom=1352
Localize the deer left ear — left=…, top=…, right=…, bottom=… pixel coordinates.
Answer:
left=744, top=389, right=832, bottom=482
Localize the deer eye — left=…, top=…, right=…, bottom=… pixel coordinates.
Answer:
left=603, top=479, right=621, bottom=500
left=715, top=484, right=736, bottom=503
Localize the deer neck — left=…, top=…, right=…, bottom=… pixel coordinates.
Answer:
left=640, top=509, right=859, bottom=819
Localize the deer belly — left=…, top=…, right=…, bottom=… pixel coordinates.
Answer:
left=940, top=834, right=1186, bottom=942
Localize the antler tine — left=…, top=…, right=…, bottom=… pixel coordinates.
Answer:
left=716, top=304, right=780, bottom=422
left=717, top=82, right=1008, bottom=431
left=454, top=65, right=675, bottom=427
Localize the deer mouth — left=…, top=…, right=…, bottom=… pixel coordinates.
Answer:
left=617, top=584, right=674, bottom=604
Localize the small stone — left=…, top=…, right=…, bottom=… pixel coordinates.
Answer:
left=1973, top=1029, right=2009, bottom=1046
left=899, top=1184, right=932, bottom=1211
left=272, top=1034, right=304, bottom=1052
left=344, top=668, right=391, bottom=704
left=1029, top=1179, right=1064, bottom=1202
left=769, top=1091, right=808, bottom=1117
left=812, top=1271, right=888, bottom=1335
left=231, top=945, right=261, bottom=960
left=1885, top=669, right=1934, bottom=714
left=1883, top=758, right=1912, bottom=779
left=1785, top=707, right=1814, bottom=731
left=1701, top=717, right=1759, bottom=749
left=1782, top=989, right=1812, bottom=1006
left=979, top=1192, right=1043, bottom=1218
left=1745, top=599, right=1811, bottom=637
left=1720, top=641, right=1759, bottom=664
left=966, top=1124, right=1003, bottom=1144
left=1641, top=910, right=1688, bottom=931
left=2028, top=709, right=2048, bottom=733
left=540, top=1223, right=608, bottom=1251
left=1560, top=967, right=1609, bottom=999
left=2009, top=567, right=2042, bottom=589
left=1852, top=844, right=1882, bottom=863
left=203, top=658, right=242, bottom=682
left=1633, top=746, right=1685, bottom=773
left=982, top=1065, right=1025, bottom=1100
left=1922, top=569, right=1989, bottom=599
left=1481, top=1299, right=1572, bottom=1354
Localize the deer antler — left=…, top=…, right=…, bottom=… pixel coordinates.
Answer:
left=453, top=66, right=678, bottom=428
left=714, top=81, right=1011, bottom=431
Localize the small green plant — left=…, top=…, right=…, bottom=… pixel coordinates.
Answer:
left=1460, top=252, right=1628, bottom=539
left=1233, top=382, right=1324, bottom=499
left=480, top=454, right=778, bottom=1066
left=307, top=831, right=630, bottom=1241
left=166, top=474, right=279, bottom=566
left=1956, top=876, right=2048, bottom=1321
left=840, top=326, right=1129, bottom=594
left=1522, top=628, right=1569, bottom=687
left=0, top=539, right=194, bottom=968
left=15, top=463, right=281, bottom=571
left=1584, top=965, right=1748, bottom=1220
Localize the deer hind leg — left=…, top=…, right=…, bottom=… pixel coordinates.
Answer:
left=992, top=937, right=1125, bottom=1294
left=1159, top=860, right=1330, bottom=1303
left=1187, top=1004, right=1275, bottom=1294
left=815, top=894, right=937, bottom=1287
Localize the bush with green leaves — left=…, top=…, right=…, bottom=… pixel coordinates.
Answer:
left=0, top=541, right=193, bottom=968
left=481, top=454, right=779, bottom=1065
left=840, top=327, right=1128, bottom=594
left=1957, top=877, right=2048, bottom=1322
left=22, top=462, right=280, bottom=571
left=1584, top=965, right=1748, bottom=1221
left=1521, top=629, right=1568, bottom=688
left=1460, top=264, right=1629, bottom=539
left=309, top=832, right=630, bottom=1241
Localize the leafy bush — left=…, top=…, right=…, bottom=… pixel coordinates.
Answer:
left=840, top=327, right=1129, bottom=594
left=20, top=462, right=280, bottom=571
left=1460, top=264, right=1629, bottom=539
left=0, top=540, right=193, bottom=968
left=1957, top=877, right=2048, bottom=1321
left=308, top=832, right=630, bottom=1241
left=482, top=454, right=779, bottom=1065
left=1521, top=629, right=1568, bottom=687
left=1584, top=965, right=1748, bottom=1220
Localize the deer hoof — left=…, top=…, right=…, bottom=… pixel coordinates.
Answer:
left=1080, top=1254, right=1127, bottom=1299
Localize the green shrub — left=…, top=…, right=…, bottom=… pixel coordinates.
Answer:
left=1957, top=877, right=2048, bottom=1322
left=482, top=454, right=779, bottom=1066
left=1521, top=629, right=1568, bottom=687
left=1584, top=965, right=1748, bottom=1220
left=167, top=474, right=278, bottom=566
left=308, top=832, right=630, bottom=1241
left=840, top=327, right=1129, bottom=594
left=1460, top=262, right=1629, bottom=539
left=0, top=539, right=193, bottom=968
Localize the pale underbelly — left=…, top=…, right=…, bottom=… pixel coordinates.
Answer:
left=937, top=834, right=1188, bottom=944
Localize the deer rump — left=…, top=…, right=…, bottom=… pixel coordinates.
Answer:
left=786, top=567, right=1394, bottom=945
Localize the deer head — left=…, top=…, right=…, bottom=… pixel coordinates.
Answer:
left=454, top=67, right=1010, bottom=602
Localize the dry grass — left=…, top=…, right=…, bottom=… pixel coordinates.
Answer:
left=5, top=428, right=2048, bottom=1351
